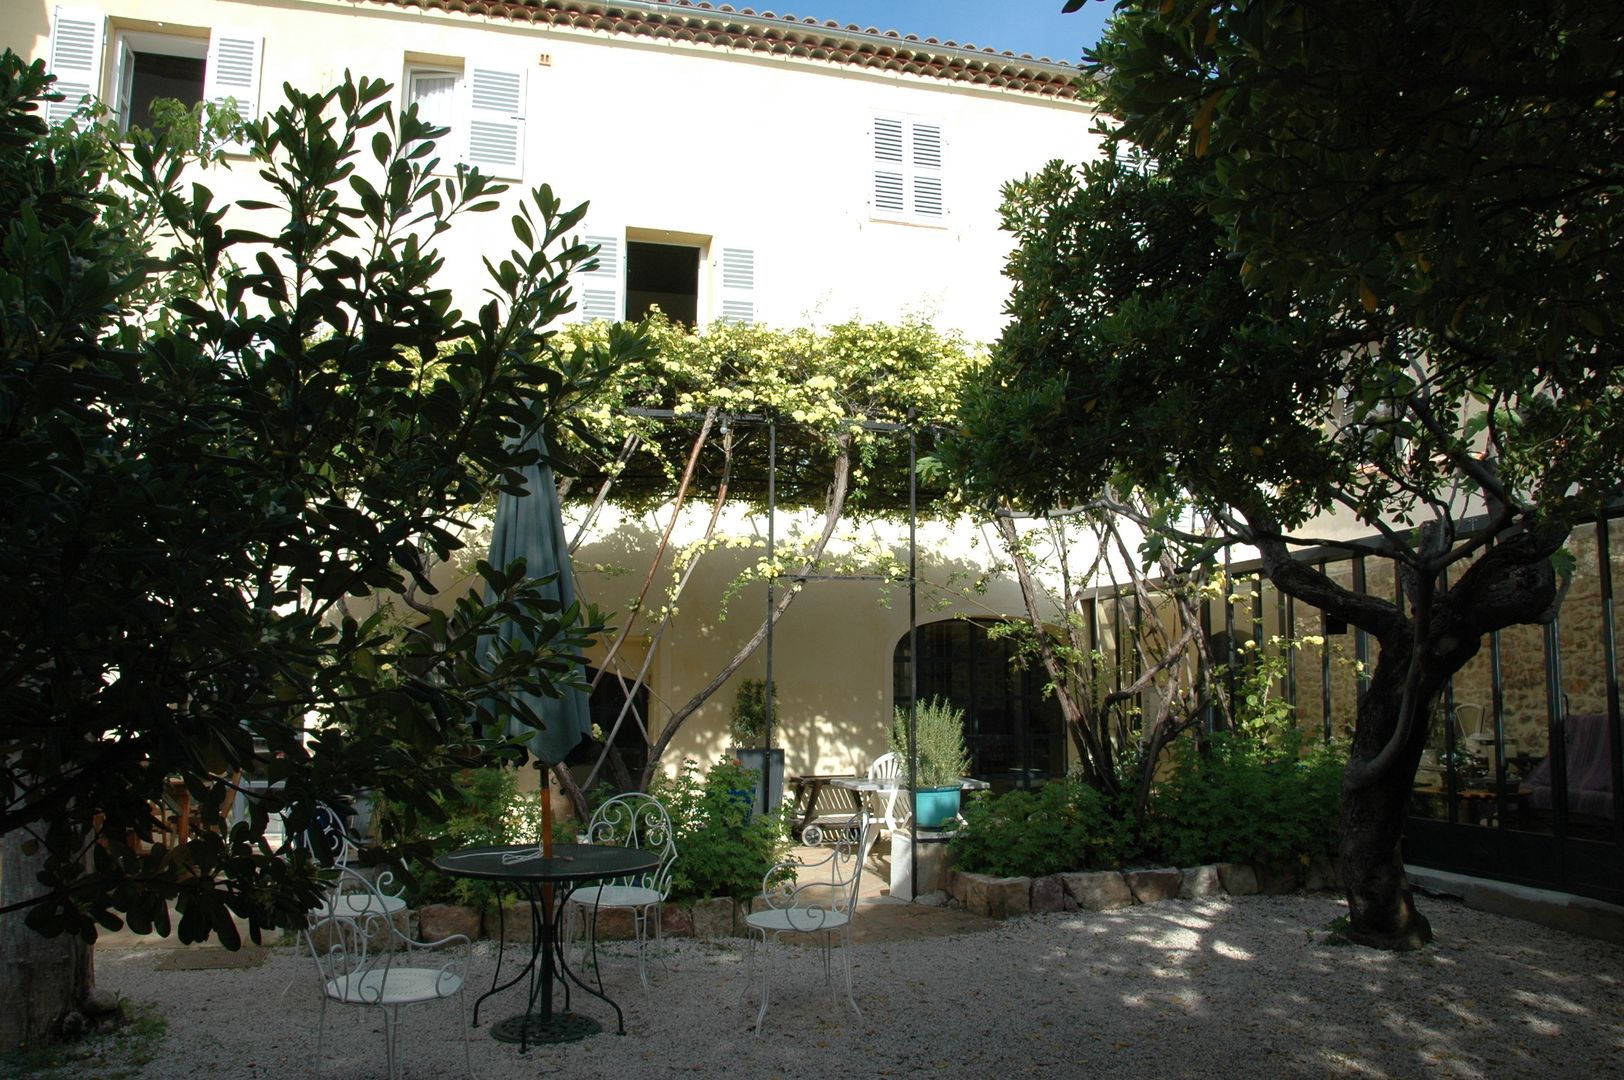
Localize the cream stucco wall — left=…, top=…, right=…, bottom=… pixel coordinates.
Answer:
left=6, top=0, right=1105, bottom=785
left=7, top=0, right=1100, bottom=344
left=570, top=505, right=1071, bottom=781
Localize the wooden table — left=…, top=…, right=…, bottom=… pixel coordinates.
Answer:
left=1411, top=783, right=1529, bottom=826
left=787, top=774, right=864, bottom=842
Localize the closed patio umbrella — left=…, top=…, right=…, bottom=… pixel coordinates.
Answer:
left=483, top=430, right=590, bottom=855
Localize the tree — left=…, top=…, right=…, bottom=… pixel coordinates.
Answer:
left=0, top=54, right=635, bottom=1047
left=952, top=1, right=1622, bottom=949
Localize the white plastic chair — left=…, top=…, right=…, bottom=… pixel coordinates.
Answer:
left=743, top=811, right=876, bottom=1036
left=564, top=792, right=678, bottom=991
left=866, top=752, right=911, bottom=834
left=304, top=867, right=471, bottom=1080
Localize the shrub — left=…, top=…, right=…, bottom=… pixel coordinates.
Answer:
left=1145, top=730, right=1345, bottom=868
left=949, top=779, right=1137, bottom=877
left=889, top=697, right=970, bottom=788
left=652, top=757, right=791, bottom=902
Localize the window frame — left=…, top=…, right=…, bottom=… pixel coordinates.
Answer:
left=869, top=112, right=948, bottom=228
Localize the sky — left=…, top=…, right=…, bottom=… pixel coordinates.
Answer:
left=777, top=1, right=1114, bottom=64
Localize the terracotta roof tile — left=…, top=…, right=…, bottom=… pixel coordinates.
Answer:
left=360, top=0, right=1085, bottom=99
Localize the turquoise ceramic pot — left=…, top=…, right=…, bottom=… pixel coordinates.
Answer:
left=913, top=786, right=962, bottom=829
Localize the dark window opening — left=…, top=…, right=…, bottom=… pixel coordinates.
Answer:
left=565, top=667, right=650, bottom=792
left=894, top=620, right=1064, bottom=791
left=625, top=241, right=699, bottom=326
left=124, top=51, right=205, bottom=132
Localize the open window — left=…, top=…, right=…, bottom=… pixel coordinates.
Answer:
left=45, top=8, right=262, bottom=144
left=573, top=231, right=755, bottom=327
left=626, top=241, right=700, bottom=326
left=401, top=58, right=525, bottom=178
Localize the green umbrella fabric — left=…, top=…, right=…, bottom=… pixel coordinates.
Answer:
left=484, top=432, right=590, bottom=765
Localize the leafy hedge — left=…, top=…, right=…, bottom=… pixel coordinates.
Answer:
left=1145, top=731, right=1344, bottom=868
left=949, top=780, right=1135, bottom=877
left=651, top=757, right=791, bottom=902
left=950, top=733, right=1344, bottom=879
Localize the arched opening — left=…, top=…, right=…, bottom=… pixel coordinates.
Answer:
left=893, top=619, right=1064, bottom=791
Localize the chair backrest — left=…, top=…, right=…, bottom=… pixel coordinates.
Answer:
left=762, top=812, right=875, bottom=930
left=585, top=792, right=678, bottom=898
left=866, top=753, right=909, bottom=832
left=293, top=800, right=360, bottom=869
left=304, top=868, right=408, bottom=1004
left=867, top=752, right=900, bottom=782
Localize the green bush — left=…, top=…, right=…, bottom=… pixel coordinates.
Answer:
left=652, top=757, right=791, bottom=901
left=949, top=779, right=1137, bottom=877
left=1144, top=730, right=1345, bottom=868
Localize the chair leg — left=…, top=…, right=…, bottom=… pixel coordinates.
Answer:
left=314, top=995, right=328, bottom=1076
left=839, top=931, right=862, bottom=1023
left=457, top=987, right=473, bottom=1080
left=380, top=1005, right=399, bottom=1080
left=754, top=932, right=774, bottom=1037
left=633, top=905, right=650, bottom=992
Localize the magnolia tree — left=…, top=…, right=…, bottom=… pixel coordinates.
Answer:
left=953, top=1, right=1623, bottom=949
left=0, top=56, right=638, bottom=1047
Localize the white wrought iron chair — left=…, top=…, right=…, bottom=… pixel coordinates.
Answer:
left=866, top=751, right=911, bottom=835
left=564, top=792, right=679, bottom=991
left=304, top=867, right=472, bottom=1080
left=743, top=811, right=876, bottom=1036
left=298, top=801, right=408, bottom=921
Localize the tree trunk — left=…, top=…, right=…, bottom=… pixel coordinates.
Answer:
left=1243, top=514, right=1565, bottom=949
left=1336, top=641, right=1436, bottom=950
left=1, top=832, right=94, bottom=1051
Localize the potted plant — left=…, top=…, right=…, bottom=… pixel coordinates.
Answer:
left=729, top=678, right=784, bottom=817
left=890, top=697, right=971, bottom=828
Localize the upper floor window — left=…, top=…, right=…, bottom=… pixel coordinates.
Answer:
left=46, top=8, right=261, bottom=147
left=401, top=59, right=525, bottom=179
left=871, top=114, right=946, bottom=226
left=573, top=230, right=756, bottom=328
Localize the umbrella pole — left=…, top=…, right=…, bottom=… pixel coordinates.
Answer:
left=541, top=765, right=554, bottom=858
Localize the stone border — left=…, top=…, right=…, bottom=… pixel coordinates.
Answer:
left=417, top=896, right=754, bottom=943
left=945, top=856, right=1341, bottom=919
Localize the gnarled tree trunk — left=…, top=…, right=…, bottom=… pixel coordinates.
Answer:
left=1, top=832, right=94, bottom=1051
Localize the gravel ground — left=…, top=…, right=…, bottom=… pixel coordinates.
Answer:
left=74, top=894, right=1624, bottom=1079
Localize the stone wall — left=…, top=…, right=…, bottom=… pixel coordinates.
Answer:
left=946, top=857, right=1339, bottom=919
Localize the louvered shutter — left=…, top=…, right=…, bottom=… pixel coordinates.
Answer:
left=872, top=115, right=906, bottom=214
left=910, top=121, right=945, bottom=219
left=465, top=65, right=525, bottom=178
left=718, top=247, right=756, bottom=326
left=578, top=234, right=623, bottom=322
left=205, top=29, right=262, bottom=152
left=46, top=7, right=105, bottom=126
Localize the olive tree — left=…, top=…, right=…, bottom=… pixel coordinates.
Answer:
left=956, top=1, right=1622, bottom=949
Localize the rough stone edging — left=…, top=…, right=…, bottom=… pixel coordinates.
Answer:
left=944, top=855, right=1342, bottom=919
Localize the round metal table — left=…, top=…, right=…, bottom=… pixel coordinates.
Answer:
left=433, top=842, right=659, bottom=1050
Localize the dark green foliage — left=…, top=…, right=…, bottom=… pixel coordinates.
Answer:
left=652, top=758, right=790, bottom=902
left=374, top=767, right=568, bottom=913
left=728, top=678, right=773, bottom=749
left=0, top=51, right=643, bottom=944
left=949, top=780, right=1136, bottom=878
left=1145, top=732, right=1345, bottom=869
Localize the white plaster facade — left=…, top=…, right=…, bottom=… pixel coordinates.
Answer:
left=6, top=0, right=1104, bottom=786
